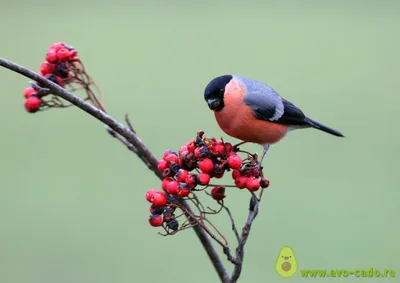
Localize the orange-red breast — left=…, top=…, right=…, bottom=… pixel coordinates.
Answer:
left=204, top=75, right=344, bottom=165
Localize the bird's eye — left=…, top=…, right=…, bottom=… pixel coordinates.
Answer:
left=219, top=88, right=224, bottom=94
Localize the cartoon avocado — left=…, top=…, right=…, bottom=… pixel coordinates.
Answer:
left=275, top=246, right=298, bottom=278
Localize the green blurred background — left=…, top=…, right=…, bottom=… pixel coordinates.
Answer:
left=1, top=1, right=399, bottom=282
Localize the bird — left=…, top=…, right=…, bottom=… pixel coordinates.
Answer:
left=203, top=74, right=344, bottom=167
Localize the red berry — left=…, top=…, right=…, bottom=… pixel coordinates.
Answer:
left=145, top=189, right=157, bottom=202
left=161, top=177, right=173, bottom=192
left=197, top=173, right=210, bottom=185
left=23, top=87, right=37, bottom=99
left=234, top=176, right=248, bottom=189
left=39, top=61, right=55, bottom=76
left=260, top=178, right=270, bottom=188
left=57, top=48, right=71, bottom=61
left=164, top=153, right=180, bottom=165
left=243, top=169, right=253, bottom=178
left=46, top=50, right=58, bottom=63
left=166, top=180, right=180, bottom=194
left=194, top=147, right=201, bottom=158
left=151, top=192, right=167, bottom=207
left=179, top=145, right=188, bottom=155
left=24, top=96, right=41, bottom=113
left=211, top=186, right=226, bottom=201
left=228, top=154, right=242, bottom=169
left=157, top=159, right=168, bottom=171
left=212, top=143, right=225, bottom=157
left=50, top=42, right=66, bottom=52
left=198, top=158, right=214, bottom=173
left=232, top=169, right=241, bottom=180
left=246, top=177, right=260, bottom=192
left=176, top=169, right=189, bottom=183
left=185, top=174, right=197, bottom=188
left=148, top=215, right=163, bottom=227
left=225, top=142, right=233, bottom=153
left=178, top=187, right=190, bottom=197
left=163, top=150, right=177, bottom=159
left=186, top=140, right=196, bottom=152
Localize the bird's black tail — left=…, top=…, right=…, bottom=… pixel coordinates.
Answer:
left=305, top=117, right=344, bottom=137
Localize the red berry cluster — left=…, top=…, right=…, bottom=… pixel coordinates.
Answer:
left=146, top=131, right=270, bottom=230
left=23, top=42, right=79, bottom=113
left=21, top=42, right=104, bottom=113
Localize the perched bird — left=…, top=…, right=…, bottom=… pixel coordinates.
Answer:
left=203, top=74, right=344, bottom=166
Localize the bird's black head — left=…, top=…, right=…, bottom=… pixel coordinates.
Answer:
left=204, top=75, right=233, bottom=111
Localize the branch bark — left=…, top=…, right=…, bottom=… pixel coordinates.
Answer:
left=0, top=58, right=230, bottom=282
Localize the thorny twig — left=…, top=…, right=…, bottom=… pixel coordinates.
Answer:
left=0, top=58, right=263, bottom=283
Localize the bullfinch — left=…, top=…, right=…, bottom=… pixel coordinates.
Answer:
left=204, top=75, right=344, bottom=166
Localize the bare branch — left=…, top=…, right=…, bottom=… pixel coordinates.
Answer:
left=230, top=194, right=260, bottom=282
left=0, top=58, right=230, bottom=283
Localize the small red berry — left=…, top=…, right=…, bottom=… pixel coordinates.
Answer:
left=232, top=169, right=241, bottom=180
left=163, top=150, right=177, bottom=159
left=24, top=96, right=41, bottom=113
left=148, top=215, right=163, bottom=227
left=178, top=187, right=190, bottom=197
left=166, top=181, right=180, bottom=194
left=57, top=48, right=71, bottom=61
left=46, top=50, right=58, bottom=63
left=212, top=143, right=225, bottom=157
left=23, top=87, right=37, bottom=99
left=211, top=186, right=226, bottom=201
left=186, top=140, right=196, bottom=152
left=260, top=178, right=270, bottom=188
left=157, top=159, right=168, bottom=171
left=151, top=192, right=167, bottom=207
left=164, top=153, right=180, bottom=165
left=243, top=169, right=253, bottom=178
left=228, top=154, right=242, bottom=169
left=234, top=176, right=248, bottom=189
left=185, top=174, right=197, bottom=188
left=246, top=177, right=260, bottom=192
left=39, top=61, right=55, bottom=76
left=197, top=173, right=210, bottom=185
left=50, top=42, right=66, bottom=52
left=225, top=142, right=233, bottom=153
left=176, top=169, right=189, bottom=183
left=179, top=145, right=188, bottom=156
left=198, top=158, right=214, bottom=174
left=145, top=189, right=158, bottom=202
left=161, top=177, right=173, bottom=191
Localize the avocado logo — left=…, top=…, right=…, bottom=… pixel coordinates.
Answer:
left=275, top=246, right=298, bottom=278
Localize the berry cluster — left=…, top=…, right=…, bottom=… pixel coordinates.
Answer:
left=146, top=131, right=270, bottom=231
left=22, top=42, right=104, bottom=113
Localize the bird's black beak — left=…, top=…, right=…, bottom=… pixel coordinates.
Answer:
left=207, top=98, right=222, bottom=111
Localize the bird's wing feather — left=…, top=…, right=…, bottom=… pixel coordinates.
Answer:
left=273, top=99, right=308, bottom=126
left=238, top=76, right=308, bottom=126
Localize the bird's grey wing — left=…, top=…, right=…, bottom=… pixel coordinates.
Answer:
left=238, top=76, right=308, bottom=126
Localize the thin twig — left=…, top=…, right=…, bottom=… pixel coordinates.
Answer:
left=0, top=58, right=230, bottom=283
left=223, top=205, right=240, bottom=244
left=230, top=194, right=260, bottom=282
